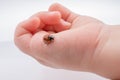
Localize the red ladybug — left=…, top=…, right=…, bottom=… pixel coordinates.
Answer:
left=43, top=34, right=54, bottom=44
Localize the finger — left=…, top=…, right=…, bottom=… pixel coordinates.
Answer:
left=15, top=17, right=40, bottom=37
left=43, top=19, right=71, bottom=32
left=14, top=17, right=40, bottom=54
left=54, top=19, right=71, bottom=32
left=31, top=11, right=61, bottom=25
left=49, top=3, right=78, bottom=23
left=31, top=11, right=71, bottom=32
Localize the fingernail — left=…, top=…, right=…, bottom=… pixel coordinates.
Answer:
left=61, top=19, right=71, bottom=28
left=64, top=21, right=71, bottom=26
left=49, top=11, right=61, bottom=18
left=50, top=11, right=60, bottom=15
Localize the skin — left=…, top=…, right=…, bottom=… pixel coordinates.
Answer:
left=14, top=3, right=120, bottom=79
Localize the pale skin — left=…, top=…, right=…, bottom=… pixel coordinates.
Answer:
left=14, top=3, right=120, bottom=79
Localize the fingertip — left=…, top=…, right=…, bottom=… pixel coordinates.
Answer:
left=49, top=3, right=71, bottom=20
left=49, top=11, right=61, bottom=17
left=48, top=11, right=62, bottom=24
left=46, top=11, right=61, bottom=24
left=60, top=19, right=71, bottom=29
left=54, top=19, right=71, bottom=32
left=49, top=3, right=61, bottom=11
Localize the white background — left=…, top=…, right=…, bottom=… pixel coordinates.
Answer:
left=0, top=0, right=120, bottom=80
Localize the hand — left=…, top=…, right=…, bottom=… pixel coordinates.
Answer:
left=15, top=3, right=120, bottom=79
left=14, top=3, right=104, bottom=71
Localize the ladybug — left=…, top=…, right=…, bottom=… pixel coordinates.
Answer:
left=43, top=34, right=54, bottom=44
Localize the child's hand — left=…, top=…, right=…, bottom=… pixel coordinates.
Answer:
left=14, top=3, right=120, bottom=79
left=14, top=2, right=104, bottom=74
